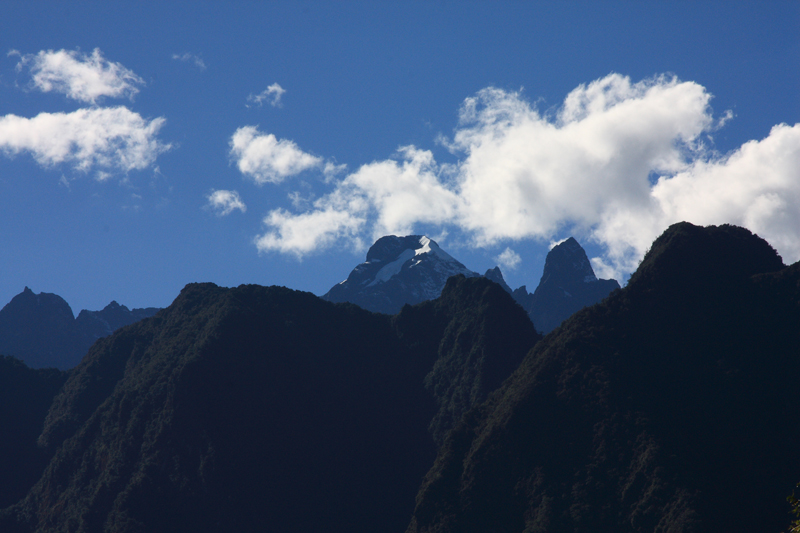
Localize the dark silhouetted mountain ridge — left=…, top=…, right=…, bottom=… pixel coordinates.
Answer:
left=1, top=275, right=538, bottom=533
left=406, top=222, right=799, bottom=533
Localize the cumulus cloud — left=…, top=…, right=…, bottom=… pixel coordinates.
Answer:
left=172, top=52, right=207, bottom=70
left=245, top=73, right=800, bottom=277
left=15, top=48, right=144, bottom=103
left=255, top=203, right=366, bottom=257
left=496, top=247, right=522, bottom=270
left=229, top=126, right=323, bottom=184
left=0, top=107, right=170, bottom=174
left=247, top=83, right=286, bottom=108
left=207, top=189, right=246, bottom=215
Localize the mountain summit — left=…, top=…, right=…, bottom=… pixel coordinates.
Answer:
left=0, top=289, right=160, bottom=369
left=525, top=237, right=620, bottom=333
left=323, top=235, right=478, bottom=314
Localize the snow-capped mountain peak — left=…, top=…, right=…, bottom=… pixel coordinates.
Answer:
left=323, top=235, right=478, bottom=314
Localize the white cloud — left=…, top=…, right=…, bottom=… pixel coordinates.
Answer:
left=339, top=146, right=460, bottom=239
left=255, top=206, right=366, bottom=258
left=229, top=126, right=323, bottom=184
left=241, top=73, right=800, bottom=279
left=0, top=107, right=170, bottom=174
left=247, top=83, right=286, bottom=108
left=496, top=247, right=521, bottom=270
left=172, top=52, right=207, bottom=70
left=207, top=189, right=246, bottom=216
left=323, top=161, right=347, bottom=180
left=16, top=48, right=144, bottom=104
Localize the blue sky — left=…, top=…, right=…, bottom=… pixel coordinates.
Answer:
left=1, top=1, right=798, bottom=313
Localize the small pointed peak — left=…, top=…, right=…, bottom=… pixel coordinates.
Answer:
left=484, top=266, right=512, bottom=294
left=484, top=266, right=504, bottom=281
left=23, top=286, right=33, bottom=293
left=539, top=237, right=596, bottom=288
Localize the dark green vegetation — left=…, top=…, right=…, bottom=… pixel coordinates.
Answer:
left=789, top=484, right=800, bottom=533
left=407, top=223, right=800, bottom=533
left=0, top=276, right=536, bottom=533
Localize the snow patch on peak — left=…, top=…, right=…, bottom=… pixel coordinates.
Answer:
left=368, top=248, right=416, bottom=287
left=365, top=236, right=464, bottom=287
left=415, top=236, right=458, bottom=264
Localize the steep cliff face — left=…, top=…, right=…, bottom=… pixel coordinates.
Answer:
left=407, top=223, right=799, bottom=533
left=323, top=235, right=478, bottom=314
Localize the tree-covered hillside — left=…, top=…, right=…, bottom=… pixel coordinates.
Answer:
left=407, top=223, right=800, bottom=533
left=1, top=277, right=536, bottom=533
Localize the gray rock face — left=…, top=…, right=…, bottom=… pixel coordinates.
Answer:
left=526, top=237, right=620, bottom=333
left=322, top=235, right=479, bottom=314
left=0, top=288, right=160, bottom=369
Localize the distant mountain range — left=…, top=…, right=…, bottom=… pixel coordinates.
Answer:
left=323, top=234, right=619, bottom=333
left=322, top=235, right=479, bottom=313
left=0, top=288, right=160, bottom=370
left=0, top=222, right=797, bottom=533
left=0, top=235, right=614, bottom=372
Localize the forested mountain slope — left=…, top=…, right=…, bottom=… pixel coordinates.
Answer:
left=1, top=277, right=537, bottom=533
left=407, top=223, right=800, bottom=533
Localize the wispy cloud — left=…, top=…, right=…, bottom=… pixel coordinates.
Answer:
left=171, top=52, right=206, bottom=71
left=247, top=83, right=285, bottom=108
left=240, top=73, right=800, bottom=278
left=0, top=107, right=170, bottom=174
left=496, top=248, right=521, bottom=270
left=207, top=189, right=246, bottom=216
left=229, top=126, right=323, bottom=184
left=15, top=48, right=145, bottom=104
